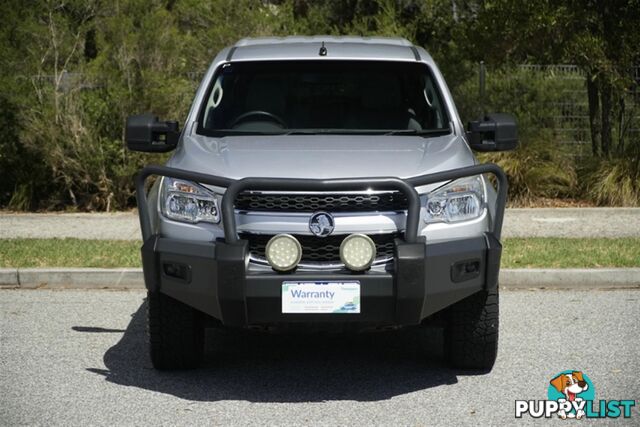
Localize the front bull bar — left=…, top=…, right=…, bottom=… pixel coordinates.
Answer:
left=135, top=163, right=508, bottom=244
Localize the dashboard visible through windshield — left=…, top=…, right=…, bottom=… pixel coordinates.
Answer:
left=197, top=60, right=451, bottom=136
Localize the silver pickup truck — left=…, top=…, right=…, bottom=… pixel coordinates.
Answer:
left=126, top=36, right=517, bottom=371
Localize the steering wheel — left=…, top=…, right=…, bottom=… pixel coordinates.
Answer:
left=229, top=110, right=288, bottom=128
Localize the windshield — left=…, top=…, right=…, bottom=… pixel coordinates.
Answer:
left=198, top=60, right=450, bottom=136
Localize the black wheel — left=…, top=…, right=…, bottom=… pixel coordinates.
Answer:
left=147, top=291, right=204, bottom=370
left=444, top=288, right=499, bottom=370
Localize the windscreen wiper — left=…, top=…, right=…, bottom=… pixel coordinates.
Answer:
left=384, top=128, right=451, bottom=136
left=278, top=128, right=452, bottom=136
left=280, top=129, right=384, bottom=135
left=280, top=129, right=320, bottom=135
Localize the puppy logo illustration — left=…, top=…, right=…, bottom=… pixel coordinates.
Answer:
left=516, top=370, right=635, bottom=419
left=548, top=371, right=593, bottom=419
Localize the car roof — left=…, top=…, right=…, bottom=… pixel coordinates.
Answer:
left=225, top=36, right=431, bottom=63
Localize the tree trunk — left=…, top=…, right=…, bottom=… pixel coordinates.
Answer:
left=617, top=95, right=625, bottom=155
left=586, top=75, right=600, bottom=156
left=600, top=77, right=613, bottom=157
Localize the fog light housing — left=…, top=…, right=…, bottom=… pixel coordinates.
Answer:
left=340, top=234, right=376, bottom=271
left=265, top=234, right=302, bottom=272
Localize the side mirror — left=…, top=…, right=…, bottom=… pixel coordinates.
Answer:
left=125, top=114, right=179, bottom=153
left=467, top=113, right=518, bottom=152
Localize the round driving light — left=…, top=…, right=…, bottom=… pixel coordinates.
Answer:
left=265, top=234, right=302, bottom=272
left=340, top=234, right=376, bottom=271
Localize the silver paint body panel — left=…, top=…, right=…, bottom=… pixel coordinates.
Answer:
left=152, top=37, right=493, bottom=268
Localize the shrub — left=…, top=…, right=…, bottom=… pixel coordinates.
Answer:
left=480, top=134, right=578, bottom=204
left=581, top=151, right=640, bottom=206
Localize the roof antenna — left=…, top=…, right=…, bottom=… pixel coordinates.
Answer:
left=318, top=41, right=327, bottom=57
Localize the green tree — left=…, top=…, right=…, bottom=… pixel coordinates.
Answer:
left=457, top=0, right=640, bottom=158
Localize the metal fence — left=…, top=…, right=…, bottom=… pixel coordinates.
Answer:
left=516, top=64, right=640, bottom=155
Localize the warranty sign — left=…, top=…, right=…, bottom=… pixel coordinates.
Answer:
left=281, top=281, right=361, bottom=314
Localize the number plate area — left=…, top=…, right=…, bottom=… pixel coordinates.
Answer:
left=281, top=281, right=361, bottom=314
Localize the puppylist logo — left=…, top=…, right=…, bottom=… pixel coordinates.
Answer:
left=515, top=370, right=636, bottom=420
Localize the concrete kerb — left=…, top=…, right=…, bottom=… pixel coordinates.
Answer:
left=0, top=268, right=19, bottom=288
left=499, top=268, right=640, bottom=289
left=0, top=268, right=143, bottom=289
left=1, top=267, right=639, bottom=290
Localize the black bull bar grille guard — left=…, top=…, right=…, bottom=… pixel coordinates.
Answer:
left=135, top=163, right=508, bottom=244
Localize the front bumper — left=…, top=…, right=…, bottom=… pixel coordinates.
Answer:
left=136, top=164, right=507, bottom=327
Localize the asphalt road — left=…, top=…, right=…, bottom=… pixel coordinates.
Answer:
left=2, top=208, right=640, bottom=240
left=1, top=289, right=639, bottom=426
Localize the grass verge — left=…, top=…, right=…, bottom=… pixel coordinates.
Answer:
left=0, top=239, right=140, bottom=268
left=503, top=238, right=640, bottom=268
left=0, top=238, right=639, bottom=269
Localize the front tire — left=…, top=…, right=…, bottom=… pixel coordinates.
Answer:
left=147, top=291, right=205, bottom=370
left=445, top=288, right=499, bottom=370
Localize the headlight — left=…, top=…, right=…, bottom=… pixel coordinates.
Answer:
left=424, top=175, right=486, bottom=224
left=161, top=177, right=220, bottom=223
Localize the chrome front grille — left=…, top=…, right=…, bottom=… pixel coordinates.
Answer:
left=235, top=192, right=409, bottom=212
